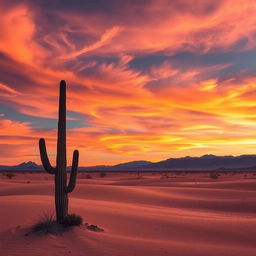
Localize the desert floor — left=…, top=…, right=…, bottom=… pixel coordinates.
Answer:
left=1, top=171, right=256, bottom=256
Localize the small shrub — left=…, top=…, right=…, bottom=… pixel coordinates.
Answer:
left=209, top=172, right=220, bottom=179
left=32, top=212, right=61, bottom=235
left=85, top=174, right=92, bottom=179
left=32, top=212, right=83, bottom=235
left=99, top=172, right=106, bottom=178
left=3, top=173, right=15, bottom=179
left=61, top=213, right=83, bottom=227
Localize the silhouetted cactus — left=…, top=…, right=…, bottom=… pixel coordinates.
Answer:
left=39, top=80, right=79, bottom=223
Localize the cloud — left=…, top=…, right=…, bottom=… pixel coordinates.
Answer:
left=1, top=1, right=256, bottom=165
left=61, top=26, right=123, bottom=60
left=0, top=4, right=46, bottom=65
left=0, top=82, right=20, bottom=96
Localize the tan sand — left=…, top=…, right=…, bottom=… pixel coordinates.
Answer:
left=1, top=172, right=256, bottom=256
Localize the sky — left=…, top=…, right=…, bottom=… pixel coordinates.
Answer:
left=1, top=0, right=256, bottom=166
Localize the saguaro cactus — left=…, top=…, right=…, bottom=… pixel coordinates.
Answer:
left=39, top=80, right=79, bottom=223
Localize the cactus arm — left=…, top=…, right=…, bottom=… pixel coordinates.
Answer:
left=39, top=138, right=56, bottom=174
left=66, top=149, right=79, bottom=193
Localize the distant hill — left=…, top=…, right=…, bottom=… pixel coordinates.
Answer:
left=1, top=155, right=256, bottom=171
left=112, top=160, right=152, bottom=169
left=13, top=161, right=43, bottom=170
left=0, top=161, right=43, bottom=171
left=142, top=154, right=256, bottom=171
left=0, top=160, right=152, bottom=172
left=79, top=160, right=152, bottom=171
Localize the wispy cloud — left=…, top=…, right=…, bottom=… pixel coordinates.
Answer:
left=1, top=0, right=256, bottom=165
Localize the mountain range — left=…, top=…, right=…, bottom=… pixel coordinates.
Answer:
left=1, top=155, right=256, bottom=171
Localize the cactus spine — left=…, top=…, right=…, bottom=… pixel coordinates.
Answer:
left=39, top=80, right=79, bottom=223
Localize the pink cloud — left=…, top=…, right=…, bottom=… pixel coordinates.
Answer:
left=1, top=1, right=256, bottom=165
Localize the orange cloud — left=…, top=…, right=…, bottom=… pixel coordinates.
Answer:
left=1, top=1, right=256, bottom=165
left=0, top=5, right=47, bottom=65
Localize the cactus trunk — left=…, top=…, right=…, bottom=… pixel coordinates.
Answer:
left=56, top=81, right=68, bottom=222
left=39, top=80, right=79, bottom=223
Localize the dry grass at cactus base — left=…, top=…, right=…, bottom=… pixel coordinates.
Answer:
left=31, top=212, right=83, bottom=235
left=61, top=213, right=83, bottom=227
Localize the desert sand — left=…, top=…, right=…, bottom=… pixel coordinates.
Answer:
left=1, top=171, right=256, bottom=256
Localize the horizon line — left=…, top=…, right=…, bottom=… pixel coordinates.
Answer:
left=3, top=153, right=256, bottom=167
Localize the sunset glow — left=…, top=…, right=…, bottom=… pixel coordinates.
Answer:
left=1, top=0, right=256, bottom=165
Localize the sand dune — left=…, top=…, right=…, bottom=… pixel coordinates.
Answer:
left=1, top=172, right=256, bottom=256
